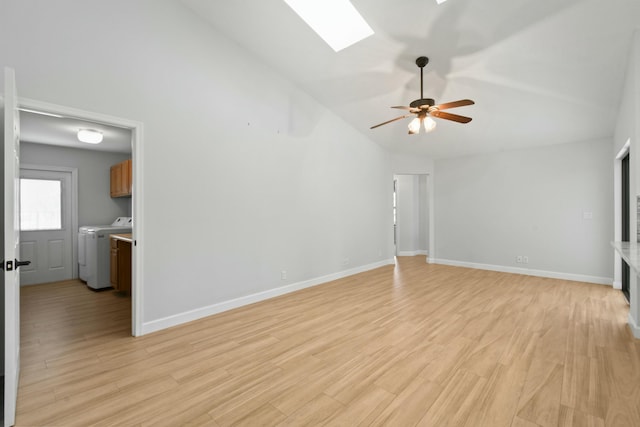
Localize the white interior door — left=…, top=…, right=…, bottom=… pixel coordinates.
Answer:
left=3, top=66, right=22, bottom=427
left=19, top=168, right=73, bottom=285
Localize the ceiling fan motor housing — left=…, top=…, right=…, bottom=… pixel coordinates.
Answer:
left=409, top=98, right=435, bottom=109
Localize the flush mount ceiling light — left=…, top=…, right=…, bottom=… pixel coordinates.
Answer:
left=77, top=129, right=103, bottom=144
left=283, top=0, right=374, bottom=52
left=370, top=56, right=474, bottom=135
left=436, top=0, right=448, bottom=4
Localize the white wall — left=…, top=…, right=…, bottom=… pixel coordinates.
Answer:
left=20, top=143, right=131, bottom=226
left=433, top=138, right=614, bottom=283
left=392, top=154, right=434, bottom=175
left=0, top=0, right=392, bottom=332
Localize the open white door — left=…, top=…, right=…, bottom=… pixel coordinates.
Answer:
left=3, top=67, right=23, bottom=427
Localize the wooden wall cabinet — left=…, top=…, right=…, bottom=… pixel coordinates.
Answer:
left=110, top=159, right=132, bottom=198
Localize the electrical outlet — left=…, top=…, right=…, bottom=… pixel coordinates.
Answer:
left=516, top=256, right=523, bottom=263
left=523, top=256, right=529, bottom=264
left=281, top=270, right=287, bottom=280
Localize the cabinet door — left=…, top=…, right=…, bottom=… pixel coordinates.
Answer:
left=110, top=245, right=119, bottom=290
left=110, top=159, right=132, bottom=198
left=110, top=248, right=119, bottom=289
left=123, top=159, right=132, bottom=196
left=118, top=240, right=132, bottom=293
left=110, top=163, right=121, bottom=197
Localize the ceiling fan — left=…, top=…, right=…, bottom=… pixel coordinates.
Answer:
left=371, top=56, right=474, bottom=134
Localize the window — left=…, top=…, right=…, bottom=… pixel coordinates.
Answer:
left=283, top=0, right=374, bottom=52
left=20, top=178, right=62, bottom=231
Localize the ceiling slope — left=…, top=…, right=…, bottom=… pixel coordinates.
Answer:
left=181, top=0, right=640, bottom=158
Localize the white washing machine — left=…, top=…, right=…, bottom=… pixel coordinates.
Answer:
left=79, top=217, right=132, bottom=289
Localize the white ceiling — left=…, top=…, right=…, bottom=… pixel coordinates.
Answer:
left=18, top=0, right=638, bottom=159
left=180, top=0, right=640, bottom=159
left=20, top=110, right=132, bottom=153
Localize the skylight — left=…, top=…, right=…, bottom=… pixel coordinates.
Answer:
left=283, top=0, right=374, bottom=52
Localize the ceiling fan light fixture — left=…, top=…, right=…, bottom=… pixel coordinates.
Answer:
left=77, top=129, right=103, bottom=144
left=424, top=116, right=436, bottom=132
left=408, top=117, right=421, bottom=134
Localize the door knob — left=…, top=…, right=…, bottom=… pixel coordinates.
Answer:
left=2, top=259, right=31, bottom=271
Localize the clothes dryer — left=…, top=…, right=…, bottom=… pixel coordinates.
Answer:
left=78, top=217, right=132, bottom=289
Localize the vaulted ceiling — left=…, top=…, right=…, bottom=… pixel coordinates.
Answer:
left=18, top=0, right=639, bottom=159
left=181, top=0, right=640, bottom=159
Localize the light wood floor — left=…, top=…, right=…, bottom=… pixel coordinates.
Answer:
left=15, top=257, right=640, bottom=426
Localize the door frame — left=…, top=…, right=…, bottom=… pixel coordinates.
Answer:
left=3, top=66, right=21, bottom=427
left=392, top=173, right=434, bottom=261
left=613, top=139, right=631, bottom=290
left=621, top=152, right=631, bottom=302
left=18, top=97, right=145, bottom=336
left=393, top=178, right=398, bottom=256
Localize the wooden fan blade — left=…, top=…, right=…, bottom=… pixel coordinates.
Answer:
left=392, top=106, right=421, bottom=113
left=431, top=110, right=472, bottom=123
left=370, top=114, right=413, bottom=129
left=435, top=99, right=475, bottom=110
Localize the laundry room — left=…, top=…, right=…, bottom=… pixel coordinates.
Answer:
left=18, top=110, right=133, bottom=291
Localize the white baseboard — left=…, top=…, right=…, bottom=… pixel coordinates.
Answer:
left=397, top=250, right=428, bottom=257
left=612, top=280, right=622, bottom=290
left=141, top=258, right=395, bottom=335
left=430, top=258, right=612, bottom=286
left=629, top=313, right=640, bottom=339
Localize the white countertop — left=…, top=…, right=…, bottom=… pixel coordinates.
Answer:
left=611, top=241, right=640, bottom=273
left=110, top=233, right=133, bottom=243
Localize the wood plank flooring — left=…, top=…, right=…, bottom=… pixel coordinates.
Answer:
left=15, top=257, right=640, bottom=426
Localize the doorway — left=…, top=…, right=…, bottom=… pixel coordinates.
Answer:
left=393, top=179, right=397, bottom=255
left=622, top=152, right=630, bottom=302
left=393, top=174, right=429, bottom=259
left=14, top=98, right=144, bottom=336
